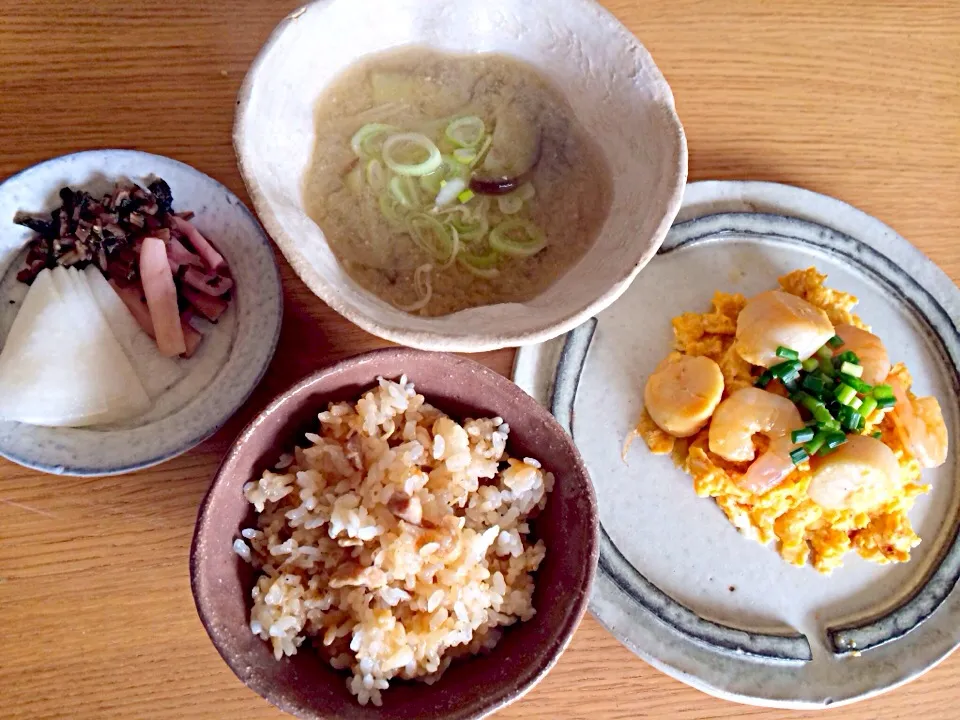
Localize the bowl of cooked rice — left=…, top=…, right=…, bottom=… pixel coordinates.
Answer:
left=190, top=348, right=598, bottom=719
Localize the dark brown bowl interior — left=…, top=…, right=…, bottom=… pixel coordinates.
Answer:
left=191, top=348, right=598, bottom=720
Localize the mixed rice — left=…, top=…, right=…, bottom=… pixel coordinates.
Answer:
left=234, top=376, right=553, bottom=706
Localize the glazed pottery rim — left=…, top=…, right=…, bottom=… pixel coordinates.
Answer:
left=0, top=148, right=283, bottom=476
left=191, top=347, right=599, bottom=719
left=233, top=0, right=688, bottom=353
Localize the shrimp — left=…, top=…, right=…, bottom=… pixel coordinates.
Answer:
left=644, top=354, right=724, bottom=437
left=808, top=435, right=901, bottom=512
left=889, top=378, right=948, bottom=468
left=833, top=324, right=890, bottom=386
left=735, top=290, right=834, bottom=367
left=708, top=387, right=804, bottom=494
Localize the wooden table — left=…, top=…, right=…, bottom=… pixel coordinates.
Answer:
left=0, top=1, right=957, bottom=718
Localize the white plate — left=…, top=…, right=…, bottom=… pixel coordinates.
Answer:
left=0, top=150, right=282, bottom=476
left=513, top=180, right=960, bottom=708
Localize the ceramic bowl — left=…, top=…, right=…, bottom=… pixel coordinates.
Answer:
left=0, top=149, right=282, bottom=475
left=234, top=0, right=687, bottom=352
left=190, top=348, right=599, bottom=719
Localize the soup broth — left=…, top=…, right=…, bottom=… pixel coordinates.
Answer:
left=304, top=48, right=613, bottom=316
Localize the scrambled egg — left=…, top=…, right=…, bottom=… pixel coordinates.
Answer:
left=638, top=268, right=928, bottom=574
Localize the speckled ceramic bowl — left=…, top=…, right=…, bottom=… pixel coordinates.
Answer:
left=190, top=348, right=598, bottom=719
left=234, top=0, right=687, bottom=352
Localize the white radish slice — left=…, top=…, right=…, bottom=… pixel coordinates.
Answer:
left=0, top=267, right=146, bottom=427
left=59, top=267, right=151, bottom=425
left=83, top=267, right=182, bottom=398
left=140, top=237, right=186, bottom=357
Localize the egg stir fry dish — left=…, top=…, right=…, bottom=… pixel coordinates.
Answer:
left=629, top=268, right=949, bottom=573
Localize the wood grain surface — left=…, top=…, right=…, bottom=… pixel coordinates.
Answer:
left=0, top=1, right=958, bottom=718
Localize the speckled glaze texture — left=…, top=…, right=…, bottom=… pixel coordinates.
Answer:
left=234, top=0, right=687, bottom=352
left=0, top=150, right=282, bottom=475
left=513, top=181, right=960, bottom=708
left=191, top=348, right=599, bottom=720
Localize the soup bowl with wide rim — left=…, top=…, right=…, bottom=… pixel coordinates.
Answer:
left=234, top=0, right=687, bottom=352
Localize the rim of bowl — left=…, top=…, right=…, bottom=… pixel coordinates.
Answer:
left=233, top=0, right=688, bottom=353
left=190, top=347, right=600, bottom=719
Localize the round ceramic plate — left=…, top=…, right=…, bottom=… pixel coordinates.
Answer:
left=0, top=150, right=282, bottom=476
left=513, top=180, right=960, bottom=708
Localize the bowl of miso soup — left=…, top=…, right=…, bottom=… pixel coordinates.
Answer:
left=236, top=0, right=687, bottom=352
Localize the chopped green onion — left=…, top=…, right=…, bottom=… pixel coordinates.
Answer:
left=876, top=395, right=897, bottom=410
left=859, top=396, right=878, bottom=419
left=382, top=133, right=443, bottom=177
left=805, top=432, right=828, bottom=456
left=792, top=427, right=815, bottom=443
left=817, top=345, right=835, bottom=362
left=408, top=213, right=456, bottom=264
left=835, top=350, right=860, bottom=366
left=389, top=175, right=422, bottom=209
left=445, top=116, right=486, bottom=148
left=789, top=447, right=809, bottom=465
left=453, top=147, right=477, bottom=165
left=871, top=430, right=883, bottom=439
left=849, top=396, right=863, bottom=411
left=350, top=123, right=399, bottom=158
left=838, top=405, right=862, bottom=432
left=818, top=356, right=836, bottom=376
left=783, top=376, right=801, bottom=392
left=378, top=193, right=407, bottom=230
left=498, top=194, right=524, bottom=215
left=801, top=374, right=827, bottom=395
left=837, top=373, right=872, bottom=394
left=419, top=168, right=446, bottom=195
left=364, top=159, right=386, bottom=192
left=873, top=384, right=895, bottom=400
left=827, top=335, right=845, bottom=348
left=819, top=417, right=842, bottom=433
left=840, top=361, right=863, bottom=378
left=458, top=188, right=476, bottom=204
left=834, top=384, right=857, bottom=406
left=470, top=135, right=494, bottom=168
left=489, top=218, right=547, bottom=257
left=776, top=346, right=800, bottom=360
left=801, top=357, right=820, bottom=373
left=770, top=360, right=803, bottom=381
left=824, top=432, right=848, bottom=450
left=457, top=249, right=501, bottom=279
left=755, top=370, right=773, bottom=388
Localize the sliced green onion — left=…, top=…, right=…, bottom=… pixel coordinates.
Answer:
left=827, top=335, right=845, bottom=348
left=859, top=395, right=878, bottom=419
left=849, top=396, right=863, bottom=411
left=789, top=447, right=809, bottom=465
left=835, top=350, right=860, bottom=366
left=838, top=405, right=863, bottom=432
left=819, top=417, right=842, bottom=433
left=824, top=432, right=848, bottom=450
left=445, top=116, right=486, bottom=148
left=489, top=218, right=547, bottom=257
left=389, top=175, right=422, bottom=209
left=873, top=384, right=895, bottom=400
left=433, top=177, right=469, bottom=207
left=449, top=211, right=489, bottom=242
left=515, top=183, right=536, bottom=202
left=792, top=427, right=815, bottom=444
left=350, top=123, right=399, bottom=158
left=776, top=346, right=800, bottom=360
left=453, top=147, right=477, bottom=165
left=770, top=360, right=803, bottom=380
left=818, top=356, right=835, bottom=376
left=498, top=194, right=524, bottom=215
left=802, top=374, right=827, bottom=395
left=805, top=431, right=828, bottom=456
left=408, top=213, right=456, bottom=264
left=755, top=370, right=773, bottom=388
left=382, top=133, right=443, bottom=177
left=840, top=361, right=863, bottom=378
left=817, top=345, right=834, bottom=361
left=457, top=249, right=500, bottom=278
left=835, top=383, right=857, bottom=406
left=364, top=159, right=386, bottom=192
left=871, top=430, right=883, bottom=439
left=876, top=395, right=897, bottom=410
left=469, top=135, right=494, bottom=169
left=458, top=188, right=476, bottom=204
left=837, top=373, right=872, bottom=394
left=801, top=357, right=820, bottom=372
left=419, top=168, right=446, bottom=195
left=378, top=193, right=407, bottom=230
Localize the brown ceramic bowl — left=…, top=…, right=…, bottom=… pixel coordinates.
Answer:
left=190, top=348, right=598, bottom=719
